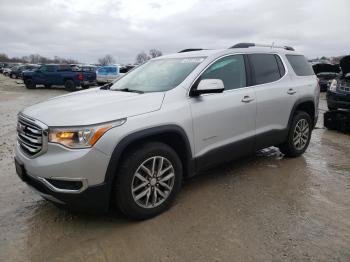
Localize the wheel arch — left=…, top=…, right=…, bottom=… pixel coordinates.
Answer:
left=288, top=97, right=316, bottom=129
left=103, top=125, right=194, bottom=204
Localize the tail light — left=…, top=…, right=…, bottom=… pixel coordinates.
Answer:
left=78, top=73, right=83, bottom=81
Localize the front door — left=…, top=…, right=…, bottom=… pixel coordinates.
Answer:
left=189, top=54, right=257, bottom=170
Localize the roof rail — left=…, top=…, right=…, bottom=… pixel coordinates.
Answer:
left=230, top=43, right=295, bottom=51
left=178, top=48, right=204, bottom=53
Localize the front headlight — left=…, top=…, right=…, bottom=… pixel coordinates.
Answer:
left=49, top=118, right=126, bottom=148
left=329, top=79, right=337, bottom=92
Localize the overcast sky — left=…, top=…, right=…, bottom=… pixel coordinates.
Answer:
left=0, top=0, right=349, bottom=64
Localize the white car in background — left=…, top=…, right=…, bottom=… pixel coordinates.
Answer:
left=96, top=66, right=120, bottom=85
left=96, top=65, right=135, bottom=85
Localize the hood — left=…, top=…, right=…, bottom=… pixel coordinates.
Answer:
left=312, top=63, right=340, bottom=75
left=340, top=55, right=350, bottom=75
left=21, top=88, right=165, bottom=126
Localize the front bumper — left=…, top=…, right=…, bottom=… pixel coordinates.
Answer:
left=327, top=91, right=350, bottom=109
left=15, top=142, right=112, bottom=212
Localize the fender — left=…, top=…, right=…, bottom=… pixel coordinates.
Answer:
left=287, top=96, right=316, bottom=129
left=103, top=125, right=194, bottom=201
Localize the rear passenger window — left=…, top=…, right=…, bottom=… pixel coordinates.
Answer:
left=249, top=54, right=282, bottom=85
left=200, top=55, right=246, bottom=90
left=286, top=55, right=314, bottom=76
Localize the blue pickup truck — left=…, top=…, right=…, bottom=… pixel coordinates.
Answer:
left=22, top=64, right=97, bottom=91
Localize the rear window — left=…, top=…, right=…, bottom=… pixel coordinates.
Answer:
left=286, top=55, right=314, bottom=76
left=249, top=54, right=283, bottom=85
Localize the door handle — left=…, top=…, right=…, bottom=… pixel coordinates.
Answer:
left=287, top=88, right=296, bottom=95
left=241, top=95, right=254, bottom=103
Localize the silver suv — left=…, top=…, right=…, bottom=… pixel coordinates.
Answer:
left=15, top=43, right=319, bottom=220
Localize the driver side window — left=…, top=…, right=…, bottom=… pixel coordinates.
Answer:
left=200, top=55, right=246, bottom=90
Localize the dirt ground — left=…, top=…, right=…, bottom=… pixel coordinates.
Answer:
left=0, top=74, right=349, bottom=262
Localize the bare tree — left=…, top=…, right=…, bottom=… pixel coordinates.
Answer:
left=0, top=52, right=78, bottom=64
left=149, top=49, right=162, bottom=58
left=98, top=54, right=116, bottom=66
left=135, top=51, right=150, bottom=64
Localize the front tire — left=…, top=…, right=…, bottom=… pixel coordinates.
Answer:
left=279, top=111, right=312, bottom=157
left=115, top=142, right=183, bottom=220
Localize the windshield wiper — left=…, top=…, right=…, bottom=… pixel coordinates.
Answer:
left=113, top=88, right=144, bottom=94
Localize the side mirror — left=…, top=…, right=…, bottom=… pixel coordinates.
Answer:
left=190, top=79, right=225, bottom=97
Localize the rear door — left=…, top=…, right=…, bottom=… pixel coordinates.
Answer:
left=190, top=54, right=256, bottom=169
left=248, top=53, right=298, bottom=149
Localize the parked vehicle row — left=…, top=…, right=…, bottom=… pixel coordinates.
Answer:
left=312, top=63, right=340, bottom=92
left=327, top=55, right=350, bottom=110
left=1, top=62, right=135, bottom=91
left=22, top=64, right=97, bottom=91
left=9, top=64, right=40, bottom=79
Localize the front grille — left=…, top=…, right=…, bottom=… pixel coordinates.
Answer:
left=17, top=115, right=48, bottom=157
left=338, top=85, right=350, bottom=93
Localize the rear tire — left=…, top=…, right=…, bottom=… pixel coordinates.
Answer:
left=64, top=80, right=76, bottom=91
left=10, top=73, right=15, bottom=79
left=24, top=79, right=36, bottom=89
left=279, top=111, right=312, bottom=157
left=114, top=142, right=183, bottom=220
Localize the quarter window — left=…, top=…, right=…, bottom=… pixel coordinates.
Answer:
left=275, top=55, right=286, bottom=76
left=199, top=55, right=246, bottom=90
left=286, top=55, right=314, bottom=76
left=249, top=54, right=282, bottom=85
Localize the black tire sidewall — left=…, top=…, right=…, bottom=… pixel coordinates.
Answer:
left=65, top=80, right=76, bottom=91
left=282, top=111, right=312, bottom=157
left=115, top=142, right=183, bottom=220
left=25, top=79, right=35, bottom=89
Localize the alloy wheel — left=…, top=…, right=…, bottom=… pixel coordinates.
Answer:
left=293, top=119, right=309, bottom=150
left=131, top=156, right=175, bottom=209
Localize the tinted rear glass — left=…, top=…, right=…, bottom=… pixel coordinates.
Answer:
left=249, top=54, right=281, bottom=85
left=286, top=55, right=314, bottom=76
left=275, top=55, right=285, bottom=76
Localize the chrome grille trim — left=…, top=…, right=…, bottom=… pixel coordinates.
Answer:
left=338, top=85, right=350, bottom=93
left=17, top=114, right=48, bottom=158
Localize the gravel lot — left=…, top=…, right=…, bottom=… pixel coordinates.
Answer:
left=0, top=74, right=349, bottom=262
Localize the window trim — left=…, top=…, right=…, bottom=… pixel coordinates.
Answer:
left=247, top=53, right=288, bottom=87
left=188, top=52, right=288, bottom=97
left=188, top=53, right=251, bottom=97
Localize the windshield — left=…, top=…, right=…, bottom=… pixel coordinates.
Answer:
left=110, top=57, right=205, bottom=92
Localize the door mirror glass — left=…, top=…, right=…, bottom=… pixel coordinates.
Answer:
left=190, top=79, right=224, bottom=96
